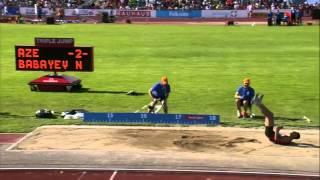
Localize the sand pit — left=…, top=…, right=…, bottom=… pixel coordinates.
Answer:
left=11, top=126, right=319, bottom=158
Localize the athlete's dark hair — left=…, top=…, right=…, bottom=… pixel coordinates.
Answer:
left=290, top=131, right=300, bottom=139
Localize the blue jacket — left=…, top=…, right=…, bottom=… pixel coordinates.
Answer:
left=236, top=86, right=255, bottom=101
left=150, top=82, right=171, bottom=100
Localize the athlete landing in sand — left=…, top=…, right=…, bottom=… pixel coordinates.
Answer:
left=252, top=94, right=301, bottom=145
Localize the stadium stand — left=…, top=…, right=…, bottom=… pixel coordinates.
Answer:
left=0, top=0, right=318, bottom=24
left=1, top=0, right=319, bottom=10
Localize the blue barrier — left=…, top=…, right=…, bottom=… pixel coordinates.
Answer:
left=84, top=113, right=220, bottom=125
left=156, top=10, right=201, bottom=18
left=6, top=7, right=20, bottom=15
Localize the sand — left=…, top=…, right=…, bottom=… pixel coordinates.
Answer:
left=12, top=126, right=319, bottom=158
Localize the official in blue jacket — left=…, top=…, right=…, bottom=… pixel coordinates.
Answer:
left=148, top=76, right=171, bottom=114
left=235, top=78, right=255, bottom=118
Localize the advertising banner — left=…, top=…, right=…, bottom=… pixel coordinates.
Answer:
left=251, top=9, right=290, bottom=18
left=19, top=7, right=53, bottom=15
left=116, top=10, right=152, bottom=17
left=6, top=7, right=20, bottom=15
left=202, top=10, right=248, bottom=18
left=64, top=9, right=115, bottom=16
left=253, top=9, right=290, bottom=13
left=156, top=10, right=201, bottom=18
left=64, top=9, right=98, bottom=16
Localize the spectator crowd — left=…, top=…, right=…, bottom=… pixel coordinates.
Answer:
left=0, top=0, right=319, bottom=11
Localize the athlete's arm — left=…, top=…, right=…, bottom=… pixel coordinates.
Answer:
left=274, top=126, right=282, bottom=142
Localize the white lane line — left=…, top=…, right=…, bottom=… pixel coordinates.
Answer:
left=77, top=171, right=86, bottom=180
left=109, top=170, right=118, bottom=180
left=5, top=130, right=36, bottom=151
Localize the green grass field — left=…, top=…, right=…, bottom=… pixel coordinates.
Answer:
left=0, top=24, right=319, bottom=132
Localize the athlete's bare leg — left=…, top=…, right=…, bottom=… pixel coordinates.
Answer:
left=252, top=94, right=274, bottom=126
